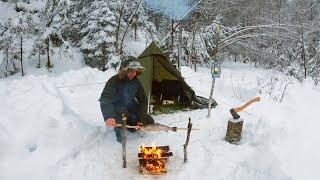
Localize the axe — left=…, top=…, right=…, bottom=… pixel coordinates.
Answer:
left=230, top=97, right=260, bottom=119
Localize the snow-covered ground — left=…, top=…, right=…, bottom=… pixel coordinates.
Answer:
left=0, top=61, right=319, bottom=180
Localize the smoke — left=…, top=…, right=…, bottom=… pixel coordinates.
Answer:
left=144, top=0, right=193, bottom=20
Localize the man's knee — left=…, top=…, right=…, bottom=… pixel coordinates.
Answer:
left=144, top=114, right=155, bottom=125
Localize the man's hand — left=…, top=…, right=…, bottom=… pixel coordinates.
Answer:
left=105, top=118, right=116, bottom=127
left=136, top=122, right=143, bottom=130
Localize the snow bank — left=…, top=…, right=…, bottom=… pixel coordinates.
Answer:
left=0, top=62, right=319, bottom=179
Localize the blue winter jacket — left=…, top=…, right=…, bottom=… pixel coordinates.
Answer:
left=99, top=74, right=147, bottom=124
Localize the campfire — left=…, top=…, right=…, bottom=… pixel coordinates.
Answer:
left=138, top=145, right=173, bottom=174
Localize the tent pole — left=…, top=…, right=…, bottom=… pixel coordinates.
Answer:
left=147, top=90, right=151, bottom=114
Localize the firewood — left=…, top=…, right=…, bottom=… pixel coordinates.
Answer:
left=139, top=165, right=167, bottom=174
left=140, top=145, right=170, bottom=152
left=138, top=152, right=173, bottom=158
left=139, top=157, right=168, bottom=164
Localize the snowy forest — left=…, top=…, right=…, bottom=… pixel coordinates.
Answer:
left=1, top=0, right=319, bottom=84
left=1, top=1, right=320, bottom=180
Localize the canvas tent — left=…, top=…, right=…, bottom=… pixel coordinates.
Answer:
left=137, top=41, right=217, bottom=112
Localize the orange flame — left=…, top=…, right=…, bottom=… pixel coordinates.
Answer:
left=140, top=144, right=166, bottom=174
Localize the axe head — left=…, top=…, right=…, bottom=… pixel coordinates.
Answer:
left=230, top=109, right=240, bottom=119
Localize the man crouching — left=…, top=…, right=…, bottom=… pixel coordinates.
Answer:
left=99, top=56, right=154, bottom=143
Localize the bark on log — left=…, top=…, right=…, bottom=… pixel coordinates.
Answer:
left=138, top=152, right=173, bottom=158
left=140, top=146, right=170, bottom=153
left=20, top=36, right=24, bottom=76
left=225, top=118, right=244, bottom=144
left=139, top=164, right=167, bottom=174
left=139, top=157, right=168, bottom=165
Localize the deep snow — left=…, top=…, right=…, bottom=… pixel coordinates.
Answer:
left=1, top=61, right=319, bottom=180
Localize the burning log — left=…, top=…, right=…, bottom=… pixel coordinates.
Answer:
left=138, top=152, right=173, bottom=158
left=139, top=158, right=167, bottom=174
left=140, top=145, right=170, bottom=152
left=138, top=145, right=172, bottom=175
left=183, top=118, right=192, bottom=163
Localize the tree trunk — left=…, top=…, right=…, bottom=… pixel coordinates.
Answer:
left=134, top=22, right=137, bottom=41
left=171, top=18, right=174, bottom=54
left=189, top=17, right=197, bottom=67
left=115, top=0, right=125, bottom=54
left=207, top=77, right=216, bottom=118
left=46, top=37, right=52, bottom=68
left=119, top=0, right=143, bottom=54
left=301, top=33, right=307, bottom=78
left=11, top=56, right=17, bottom=73
left=177, top=20, right=182, bottom=72
left=277, top=0, right=282, bottom=26
left=5, top=47, right=9, bottom=77
left=38, top=46, right=41, bottom=68
left=20, top=36, right=24, bottom=76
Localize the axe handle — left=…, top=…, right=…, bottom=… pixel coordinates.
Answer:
left=115, top=124, right=200, bottom=131
left=233, top=96, right=260, bottom=113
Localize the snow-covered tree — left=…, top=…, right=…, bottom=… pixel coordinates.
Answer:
left=0, top=20, right=18, bottom=77
left=35, top=0, right=71, bottom=69
left=0, top=1, right=36, bottom=76
left=69, top=0, right=117, bottom=69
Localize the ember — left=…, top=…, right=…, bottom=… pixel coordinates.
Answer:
left=138, top=145, right=172, bottom=175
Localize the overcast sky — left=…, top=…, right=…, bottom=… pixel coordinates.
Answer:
left=144, top=0, right=193, bottom=20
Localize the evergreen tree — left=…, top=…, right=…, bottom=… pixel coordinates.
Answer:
left=69, top=0, right=117, bottom=69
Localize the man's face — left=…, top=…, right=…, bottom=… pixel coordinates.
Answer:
left=127, top=70, right=137, bottom=80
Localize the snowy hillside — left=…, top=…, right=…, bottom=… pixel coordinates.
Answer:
left=1, top=62, right=319, bottom=180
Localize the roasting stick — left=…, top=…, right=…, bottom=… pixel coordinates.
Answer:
left=176, top=127, right=200, bottom=131
left=115, top=124, right=200, bottom=131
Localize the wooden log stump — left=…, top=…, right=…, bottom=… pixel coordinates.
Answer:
left=225, top=118, right=244, bottom=144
